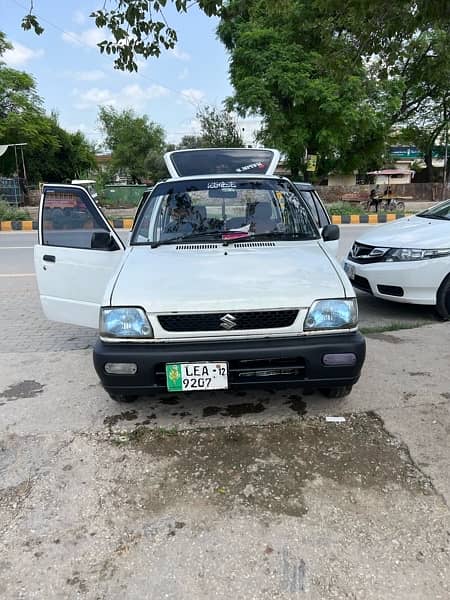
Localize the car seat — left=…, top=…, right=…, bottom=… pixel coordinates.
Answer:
left=249, top=201, right=274, bottom=233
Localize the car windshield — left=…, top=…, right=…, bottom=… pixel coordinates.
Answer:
left=131, top=178, right=319, bottom=245
left=417, top=200, right=450, bottom=221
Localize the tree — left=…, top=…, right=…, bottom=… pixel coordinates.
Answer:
left=0, top=32, right=96, bottom=183
left=20, top=1, right=450, bottom=73
left=197, top=105, right=244, bottom=148
left=98, top=106, right=166, bottom=183
left=217, top=1, right=387, bottom=177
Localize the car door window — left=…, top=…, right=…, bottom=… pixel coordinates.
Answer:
left=300, top=191, right=320, bottom=226
left=42, top=187, right=113, bottom=249
left=311, top=191, right=330, bottom=227
left=299, top=190, right=330, bottom=228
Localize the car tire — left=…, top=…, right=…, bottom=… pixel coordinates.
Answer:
left=108, top=393, right=138, bottom=403
left=436, top=275, right=450, bottom=320
left=320, top=385, right=353, bottom=399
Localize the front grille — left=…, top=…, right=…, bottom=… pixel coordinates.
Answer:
left=154, top=356, right=306, bottom=386
left=349, top=242, right=388, bottom=264
left=352, top=275, right=373, bottom=294
left=158, top=310, right=299, bottom=332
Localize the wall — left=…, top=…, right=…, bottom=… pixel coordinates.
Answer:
left=316, top=183, right=448, bottom=203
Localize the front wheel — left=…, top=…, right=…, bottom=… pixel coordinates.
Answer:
left=436, top=275, right=450, bottom=320
left=320, top=385, right=353, bottom=399
left=395, top=201, right=405, bottom=211
left=107, top=392, right=138, bottom=403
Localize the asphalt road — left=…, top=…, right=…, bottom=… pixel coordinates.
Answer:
left=0, top=226, right=438, bottom=329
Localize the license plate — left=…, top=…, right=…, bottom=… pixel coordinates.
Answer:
left=165, top=362, right=228, bottom=392
left=344, top=261, right=355, bottom=280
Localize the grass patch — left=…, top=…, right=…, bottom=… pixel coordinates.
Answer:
left=326, top=201, right=406, bottom=216
left=0, top=200, right=31, bottom=221
left=360, top=321, right=431, bottom=335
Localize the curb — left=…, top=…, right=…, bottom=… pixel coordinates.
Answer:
left=331, top=213, right=405, bottom=225
left=0, top=214, right=405, bottom=231
left=0, top=219, right=135, bottom=231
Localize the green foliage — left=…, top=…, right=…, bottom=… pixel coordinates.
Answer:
left=197, top=105, right=244, bottom=148
left=98, top=106, right=166, bottom=183
left=0, top=200, right=30, bottom=221
left=0, top=33, right=96, bottom=183
left=218, top=1, right=388, bottom=177
left=177, top=106, right=244, bottom=149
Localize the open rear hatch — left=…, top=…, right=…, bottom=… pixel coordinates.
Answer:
left=164, top=148, right=280, bottom=178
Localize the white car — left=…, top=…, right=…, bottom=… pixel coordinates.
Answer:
left=343, top=200, right=450, bottom=319
left=35, top=148, right=365, bottom=402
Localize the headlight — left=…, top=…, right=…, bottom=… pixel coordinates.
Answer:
left=304, top=299, right=358, bottom=331
left=100, top=307, right=153, bottom=338
left=385, top=248, right=450, bottom=261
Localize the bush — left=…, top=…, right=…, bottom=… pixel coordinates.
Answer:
left=325, top=202, right=366, bottom=215
left=325, top=201, right=406, bottom=215
left=0, top=200, right=31, bottom=221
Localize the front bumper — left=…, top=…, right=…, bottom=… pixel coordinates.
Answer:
left=93, top=333, right=366, bottom=395
left=344, top=258, right=446, bottom=305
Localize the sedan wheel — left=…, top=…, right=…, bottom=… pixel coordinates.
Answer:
left=436, top=275, right=450, bottom=320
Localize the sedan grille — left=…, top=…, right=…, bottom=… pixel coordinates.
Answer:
left=349, top=242, right=388, bottom=264
left=158, top=310, right=299, bottom=332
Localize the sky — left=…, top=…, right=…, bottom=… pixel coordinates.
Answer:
left=1, top=0, right=260, bottom=148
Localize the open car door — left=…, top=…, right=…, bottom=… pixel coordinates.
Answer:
left=34, top=185, right=125, bottom=328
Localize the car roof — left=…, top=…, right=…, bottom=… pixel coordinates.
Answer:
left=155, top=173, right=288, bottom=185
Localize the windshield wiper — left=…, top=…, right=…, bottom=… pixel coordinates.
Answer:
left=151, top=230, right=226, bottom=248
left=245, top=231, right=316, bottom=241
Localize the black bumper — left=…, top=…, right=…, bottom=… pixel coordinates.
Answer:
left=93, top=333, right=366, bottom=395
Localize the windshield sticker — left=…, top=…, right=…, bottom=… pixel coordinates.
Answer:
left=235, top=161, right=266, bottom=173
left=207, top=181, right=237, bottom=189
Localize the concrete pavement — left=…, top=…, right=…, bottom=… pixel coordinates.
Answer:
left=0, top=228, right=449, bottom=599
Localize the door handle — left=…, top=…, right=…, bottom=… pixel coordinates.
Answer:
left=43, top=254, right=56, bottom=263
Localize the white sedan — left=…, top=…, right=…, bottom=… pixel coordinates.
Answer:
left=343, top=200, right=450, bottom=320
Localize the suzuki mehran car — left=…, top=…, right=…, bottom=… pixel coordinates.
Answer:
left=35, top=148, right=365, bottom=402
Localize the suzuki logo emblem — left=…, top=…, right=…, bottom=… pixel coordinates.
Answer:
left=220, top=313, right=237, bottom=330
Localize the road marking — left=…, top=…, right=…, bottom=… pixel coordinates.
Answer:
left=0, top=273, right=35, bottom=277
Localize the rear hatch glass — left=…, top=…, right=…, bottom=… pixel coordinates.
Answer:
left=164, top=148, right=280, bottom=178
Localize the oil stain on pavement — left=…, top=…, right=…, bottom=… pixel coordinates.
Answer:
left=0, top=380, right=44, bottom=404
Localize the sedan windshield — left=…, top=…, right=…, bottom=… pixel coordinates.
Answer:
left=417, top=200, right=450, bottom=221
left=132, top=178, right=319, bottom=245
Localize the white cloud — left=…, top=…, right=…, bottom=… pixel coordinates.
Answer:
left=170, top=46, right=191, bottom=61
left=73, top=84, right=170, bottom=110
left=62, top=28, right=106, bottom=49
left=73, top=10, right=86, bottom=25
left=3, top=42, right=44, bottom=67
left=74, top=87, right=117, bottom=110
left=180, top=88, right=206, bottom=106
left=178, top=67, right=189, bottom=81
left=72, top=70, right=106, bottom=82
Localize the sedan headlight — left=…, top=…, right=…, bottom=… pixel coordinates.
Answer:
left=385, top=248, right=450, bottom=261
left=100, top=307, right=153, bottom=338
left=304, top=299, right=358, bottom=331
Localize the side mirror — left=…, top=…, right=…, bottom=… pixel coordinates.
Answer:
left=91, top=231, right=119, bottom=251
left=322, top=224, right=340, bottom=242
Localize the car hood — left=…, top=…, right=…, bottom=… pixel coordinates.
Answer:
left=111, top=242, right=347, bottom=313
left=356, top=215, right=450, bottom=249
